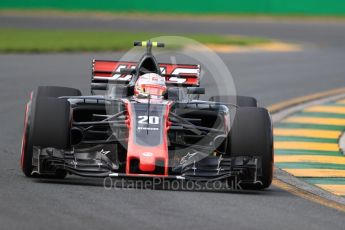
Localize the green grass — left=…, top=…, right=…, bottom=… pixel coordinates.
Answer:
left=188, top=34, right=268, bottom=46
left=0, top=28, right=270, bottom=53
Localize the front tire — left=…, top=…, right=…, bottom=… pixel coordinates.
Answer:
left=36, top=86, right=81, bottom=98
left=229, top=107, right=273, bottom=189
left=21, top=87, right=76, bottom=178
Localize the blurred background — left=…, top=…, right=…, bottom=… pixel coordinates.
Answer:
left=1, top=0, right=345, bottom=15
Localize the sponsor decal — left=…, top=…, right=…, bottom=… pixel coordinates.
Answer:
left=142, top=152, right=153, bottom=157
left=138, top=127, right=159, bottom=131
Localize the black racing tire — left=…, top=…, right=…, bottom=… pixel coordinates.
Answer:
left=229, top=107, right=273, bottom=189
left=21, top=89, right=72, bottom=178
left=209, top=95, right=257, bottom=107
left=32, top=97, right=71, bottom=149
left=36, top=86, right=81, bottom=98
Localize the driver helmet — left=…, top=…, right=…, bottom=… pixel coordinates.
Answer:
left=135, top=73, right=167, bottom=98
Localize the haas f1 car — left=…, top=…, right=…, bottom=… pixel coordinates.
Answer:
left=21, top=41, right=273, bottom=189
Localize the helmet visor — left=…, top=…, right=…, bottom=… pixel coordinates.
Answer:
left=142, top=84, right=166, bottom=96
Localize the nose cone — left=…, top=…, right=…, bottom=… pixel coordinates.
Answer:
left=139, top=152, right=156, bottom=172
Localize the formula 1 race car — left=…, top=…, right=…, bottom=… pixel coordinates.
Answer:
left=21, top=41, right=273, bottom=189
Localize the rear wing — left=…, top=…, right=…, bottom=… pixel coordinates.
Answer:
left=91, top=60, right=200, bottom=90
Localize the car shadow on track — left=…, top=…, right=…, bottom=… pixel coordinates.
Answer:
left=34, top=176, right=277, bottom=196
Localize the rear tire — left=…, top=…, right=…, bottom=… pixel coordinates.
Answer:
left=229, top=107, right=273, bottom=189
left=21, top=86, right=76, bottom=178
left=209, top=95, right=257, bottom=107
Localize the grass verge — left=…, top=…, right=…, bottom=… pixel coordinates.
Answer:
left=0, top=28, right=270, bottom=53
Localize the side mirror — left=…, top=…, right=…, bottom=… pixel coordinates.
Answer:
left=166, top=87, right=187, bottom=101
left=120, top=68, right=136, bottom=75
left=187, top=87, right=205, bottom=95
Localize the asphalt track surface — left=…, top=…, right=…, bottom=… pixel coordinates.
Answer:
left=0, top=15, right=345, bottom=229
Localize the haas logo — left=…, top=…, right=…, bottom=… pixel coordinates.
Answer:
left=142, top=152, right=153, bottom=157
left=109, top=65, right=198, bottom=83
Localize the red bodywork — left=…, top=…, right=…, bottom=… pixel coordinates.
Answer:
left=20, top=103, right=29, bottom=169
left=21, top=92, right=33, bottom=170
left=124, top=100, right=172, bottom=177
left=92, top=60, right=200, bottom=86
